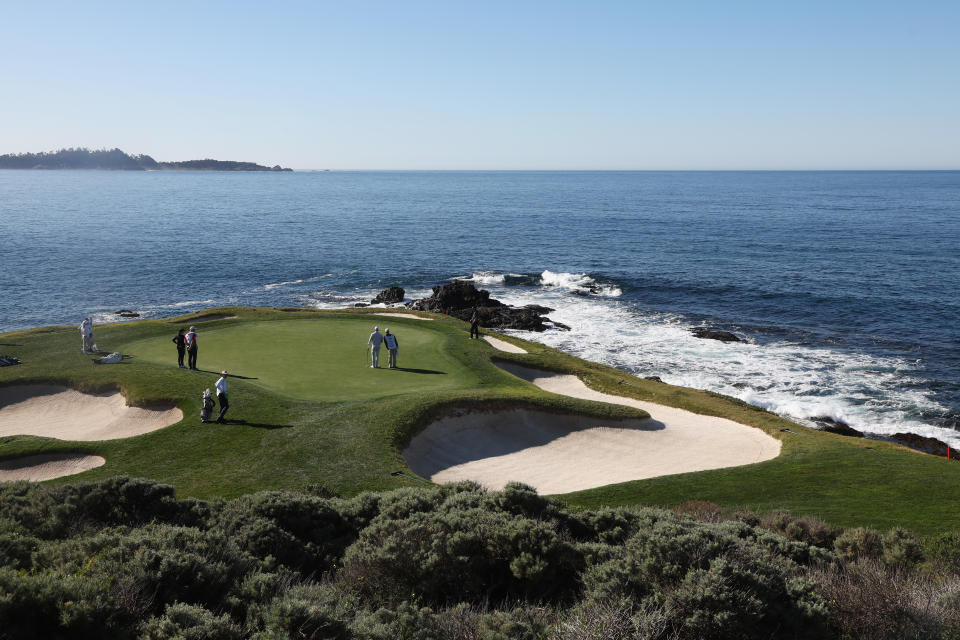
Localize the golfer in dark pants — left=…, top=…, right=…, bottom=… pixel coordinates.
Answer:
left=172, top=329, right=186, bottom=368
left=215, top=370, right=229, bottom=423
left=469, top=310, right=480, bottom=339
left=185, top=326, right=199, bottom=370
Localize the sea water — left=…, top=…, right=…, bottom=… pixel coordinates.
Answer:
left=1, top=170, right=957, bottom=446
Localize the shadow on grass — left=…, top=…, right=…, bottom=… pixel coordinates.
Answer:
left=224, top=419, right=293, bottom=430
left=193, top=369, right=259, bottom=380
left=390, top=367, right=446, bottom=375
left=0, top=343, right=22, bottom=347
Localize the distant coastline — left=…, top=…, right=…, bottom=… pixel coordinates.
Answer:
left=0, top=147, right=292, bottom=172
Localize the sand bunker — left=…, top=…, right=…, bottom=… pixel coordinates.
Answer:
left=0, top=385, right=182, bottom=441
left=483, top=335, right=527, bottom=353
left=404, top=363, right=780, bottom=493
left=0, top=453, right=106, bottom=482
left=373, top=313, right=433, bottom=321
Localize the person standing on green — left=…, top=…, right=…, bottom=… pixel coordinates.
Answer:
left=172, top=329, right=187, bottom=368
left=215, top=370, right=229, bottom=423
left=185, top=326, right=199, bottom=370
left=384, top=328, right=399, bottom=369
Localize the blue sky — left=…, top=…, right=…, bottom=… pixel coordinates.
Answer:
left=1, top=1, right=957, bottom=169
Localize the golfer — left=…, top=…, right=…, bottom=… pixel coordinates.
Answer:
left=384, top=328, right=399, bottom=368
left=368, top=326, right=384, bottom=368
left=215, top=370, right=229, bottom=423
left=79, top=317, right=95, bottom=353
left=469, top=309, right=480, bottom=339
left=172, top=329, right=187, bottom=368
left=185, top=326, right=199, bottom=370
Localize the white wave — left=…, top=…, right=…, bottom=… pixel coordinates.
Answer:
left=264, top=279, right=304, bottom=290
left=166, top=299, right=216, bottom=308
left=490, top=287, right=959, bottom=449
left=539, top=270, right=622, bottom=297
left=264, top=274, right=334, bottom=290
left=453, top=271, right=507, bottom=285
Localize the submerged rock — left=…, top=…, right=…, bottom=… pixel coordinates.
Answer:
left=691, top=327, right=742, bottom=343
left=371, top=287, right=405, bottom=304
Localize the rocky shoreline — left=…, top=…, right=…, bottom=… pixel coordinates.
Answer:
left=365, top=281, right=569, bottom=332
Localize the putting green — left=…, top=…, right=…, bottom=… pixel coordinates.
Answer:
left=122, top=318, right=478, bottom=401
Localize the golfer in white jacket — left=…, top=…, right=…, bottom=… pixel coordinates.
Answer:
left=368, top=326, right=384, bottom=368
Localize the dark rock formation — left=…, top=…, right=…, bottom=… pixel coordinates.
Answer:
left=407, top=281, right=567, bottom=332
left=354, top=303, right=369, bottom=308
left=644, top=376, right=664, bottom=383
left=371, top=287, right=405, bottom=305
left=115, top=310, right=140, bottom=318
left=811, top=416, right=863, bottom=438
left=0, top=355, right=20, bottom=367
left=890, top=432, right=955, bottom=458
left=691, top=327, right=742, bottom=343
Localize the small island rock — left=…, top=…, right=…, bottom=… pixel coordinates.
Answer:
left=691, top=327, right=742, bottom=343
left=371, top=287, right=406, bottom=305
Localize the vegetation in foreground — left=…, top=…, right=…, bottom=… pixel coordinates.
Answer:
left=1, top=477, right=958, bottom=640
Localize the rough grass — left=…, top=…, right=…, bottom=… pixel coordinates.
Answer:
left=1, top=306, right=959, bottom=538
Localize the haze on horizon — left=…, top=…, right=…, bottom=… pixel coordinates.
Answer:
left=1, top=1, right=957, bottom=171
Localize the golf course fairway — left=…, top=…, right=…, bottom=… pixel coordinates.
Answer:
left=1, top=306, right=959, bottom=537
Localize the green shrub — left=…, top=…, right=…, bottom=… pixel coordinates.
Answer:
left=0, top=566, right=121, bottom=639
left=342, top=506, right=581, bottom=604
left=477, top=607, right=549, bottom=640
left=834, top=527, right=883, bottom=562
left=140, top=602, right=243, bottom=640
left=0, top=531, right=40, bottom=570
left=217, top=491, right=355, bottom=574
left=667, top=556, right=828, bottom=640
left=349, top=601, right=442, bottom=640
left=881, top=528, right=924, bottom=567
left=0, top=477, right=210, bottom=539
left=248, top=583, right=349, bottom=640
left=926, top=532, right=960, bottom=573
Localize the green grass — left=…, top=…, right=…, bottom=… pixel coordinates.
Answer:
left=123, top=318, right=478, bottom=401
left=1, top=306, right=959, bottom=537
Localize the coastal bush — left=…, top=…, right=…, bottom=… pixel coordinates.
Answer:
left=216, top=491, right=355, bottom=575
left=342, top=506, right=581, bottom=605
left=759, top=510, right=840, bottom=549
left=140, top=602, right=243, bottom=640
left=0, top=477, right=209, bottom=539
left=3, top=478, right=959, bottom=638
left=813, top=558, right=960, bottom=640
left=881, top=528, right=925, bottom=567
left=926, top=532, right=960, bottom=573
left=833, top=527, right=883, bottom=562
left=248, top=583, right=349, bottom=639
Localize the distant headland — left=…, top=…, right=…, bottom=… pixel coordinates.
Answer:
left=0, top=147, right=293, bottom=171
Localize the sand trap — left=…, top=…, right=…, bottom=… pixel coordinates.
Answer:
left=0, top=385, right=182, bottom=441
left=403, top=364, right=781, bottom=493
left=0, top=454, right=106, bottom=482
left=483, top=335, right=527, bottom=353
left=373, top=313, right=433, bottom=321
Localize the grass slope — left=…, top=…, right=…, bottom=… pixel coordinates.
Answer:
left=1, top=306, right=958, bottom=536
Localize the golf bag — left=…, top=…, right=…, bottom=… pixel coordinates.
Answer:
left=200, top=389, right=215, bottom=423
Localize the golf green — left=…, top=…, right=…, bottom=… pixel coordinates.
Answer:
left=121, top=317, right=479, bottom=401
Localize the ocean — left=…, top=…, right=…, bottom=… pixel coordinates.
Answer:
left=1, top=170, right=958, bottom=447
